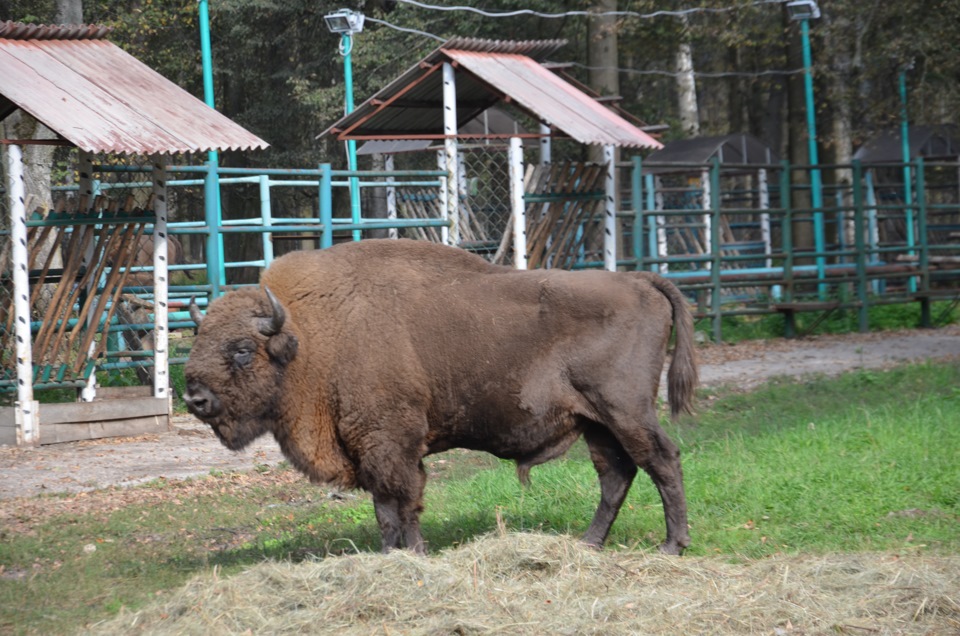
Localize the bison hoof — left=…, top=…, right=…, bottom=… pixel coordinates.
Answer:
left=657, top=541, right=687, bottom=556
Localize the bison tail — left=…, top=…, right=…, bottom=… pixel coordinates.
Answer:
left=646, top=274, right=699, bottom=418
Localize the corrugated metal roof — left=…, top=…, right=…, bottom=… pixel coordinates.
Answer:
left=320, top=38, right=662, bottom=150
left=853, top=125, right=959, bottom=162
left=0, top=21, right=268, bottom=155
left=446, top=49, right=661, bottom=149
left=643, top=134, right=779, bottom=174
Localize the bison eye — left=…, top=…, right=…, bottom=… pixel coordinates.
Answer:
left=232, top=347, right=254, bottom=367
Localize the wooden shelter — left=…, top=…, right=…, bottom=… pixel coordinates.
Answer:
left=0, top=21, right=268, bottom=446
left=321, top=38, right=663, bottom=271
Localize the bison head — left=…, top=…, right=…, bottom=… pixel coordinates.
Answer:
left=183, top=287, right=298, bottom=450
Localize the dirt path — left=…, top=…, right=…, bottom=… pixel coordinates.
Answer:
left=1, top=325, right=958, bottom=500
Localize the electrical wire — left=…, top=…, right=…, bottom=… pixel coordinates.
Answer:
left=364, top=16, right=445, bottom=42
left=392, top=0, right=789, bottom=19
left=567, top=62, right=804, bottom=78
left=364, top=3, right=803, bottom=80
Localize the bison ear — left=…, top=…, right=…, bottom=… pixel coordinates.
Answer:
left=267, top=332, right=298, bottom=365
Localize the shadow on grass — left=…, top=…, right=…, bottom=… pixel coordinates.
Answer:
left=187, top=508, right=634, bottom=569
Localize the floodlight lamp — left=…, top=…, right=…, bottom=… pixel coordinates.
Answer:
left=324, top=9, right=364, bottom=35
left=786, top=0, right=820, bottom=21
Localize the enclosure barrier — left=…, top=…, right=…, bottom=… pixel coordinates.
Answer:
left=2, top=156, right=958, bottom=422
left=627, top=156, right=960, bottom=342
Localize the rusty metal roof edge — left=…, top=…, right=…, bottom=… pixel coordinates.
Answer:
left=0, top=20, right=112, bottom=40
left=439, top=37, right=567, bottom=62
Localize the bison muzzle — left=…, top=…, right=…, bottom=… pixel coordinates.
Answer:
left=184, top=239, right=697, bottom=555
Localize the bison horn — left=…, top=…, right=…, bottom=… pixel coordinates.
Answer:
left=188, top=296, right=204, bottom=326
left=260, top=286, right=285, bottom=336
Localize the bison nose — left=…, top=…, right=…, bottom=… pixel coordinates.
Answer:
left=183, top=382, right=221, bottom=419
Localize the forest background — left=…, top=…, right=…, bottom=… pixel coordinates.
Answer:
left=3, top=0, right=960, bottom=264
left=5, top=0, right=960, bottom=168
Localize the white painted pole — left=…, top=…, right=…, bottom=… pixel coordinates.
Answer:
left=385, top=154, right=398, bottom=240
left=758, top=168, right=771, bottom=268
left=701, top=169, right=712, bottom=271
left=152, top=159, right=169, bottom=401
left=259, top=175, right=273, bottom=264
left=79, top=152, right=98, bottom=402
left=539, top=123, right=551, bottom=165
left=437, top=150, right=449, bottom=245
left=6, top=144, right=37, bottom=445
left=442, top=61, right=460, bottom=247
left=655, top=176, right=668, bottom=274
left=508, top=137, right=528, bottom=270
left=603, top=144, right=617, bottom=272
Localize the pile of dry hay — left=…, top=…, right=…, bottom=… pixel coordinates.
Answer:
left=91, top=532, right=959, bottom=635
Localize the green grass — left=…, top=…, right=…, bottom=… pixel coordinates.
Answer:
left=695, top=298, right=959, bottom=343
left=1, top=360, right=959, bottom=633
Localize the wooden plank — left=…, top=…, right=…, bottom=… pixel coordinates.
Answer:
left=96, top=385, right=154, bottom=400
left=42, top=414, right=169, bottom=445
left=0, top=406, right=17, bottom=446
left=40, top=397, right=168, bottom=425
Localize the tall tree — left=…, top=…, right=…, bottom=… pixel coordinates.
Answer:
left=587, top=0, right=618, bottom=164
left=674, top=15, right=699, bottom=137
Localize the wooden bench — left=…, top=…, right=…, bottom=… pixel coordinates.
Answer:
left=772, top=301, right=852, bottom=338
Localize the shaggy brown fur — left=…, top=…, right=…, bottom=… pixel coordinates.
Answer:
left=184, top=239, right=698, bottom=555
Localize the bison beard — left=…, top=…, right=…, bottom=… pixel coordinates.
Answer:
left=184, top=239, right=698, bottom=555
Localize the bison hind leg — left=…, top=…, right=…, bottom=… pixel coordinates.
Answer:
left=581, top=426, right=638, bottom=548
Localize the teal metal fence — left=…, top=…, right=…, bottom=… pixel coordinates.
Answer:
left=3, top=156, right=959, bottom=394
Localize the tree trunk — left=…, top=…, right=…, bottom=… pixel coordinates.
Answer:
left=587, top=0, right=618, bottom=165
left=825, top=10, right=855, bottom=249
left=786, top=12, right=814, bottom=258
left=675, top=16, right=700, bottom=137
left=56, top=0, right=83, bottom=24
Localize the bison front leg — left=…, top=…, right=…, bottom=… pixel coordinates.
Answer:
left=371, top=492, right=425, bottom=554
left=357, top=431, right=429, bottom=554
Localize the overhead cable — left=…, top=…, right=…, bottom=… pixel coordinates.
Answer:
left=392, top=0, right=788, bottom=19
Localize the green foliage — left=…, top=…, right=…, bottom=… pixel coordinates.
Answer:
left=698, top=300, right=959, bottom=343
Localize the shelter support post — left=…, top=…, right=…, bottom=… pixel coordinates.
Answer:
left=539, top=123, right=552, bottom=165
left=442, top=61, right=460, bottom=246
left=508, top=137, right=527, bottom=269
left=78, top=151, right=98, bottom=402
left=152, top=159, right=170, bottom=401
left=5, top=144, right=38, bottom=444
left=437, top=151, right=450, bottom=244
left=603, top=144, right=617, bottom=272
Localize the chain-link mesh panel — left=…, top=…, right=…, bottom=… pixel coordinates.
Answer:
left=459, top=142, right=513, bottom=262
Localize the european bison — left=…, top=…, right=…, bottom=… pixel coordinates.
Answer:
left=184, top=239, right=697, bottom=554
